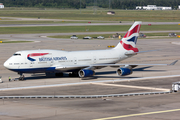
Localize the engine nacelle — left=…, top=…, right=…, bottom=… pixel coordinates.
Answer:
left=78, top=69, right=95, bottom=78
left=116, top=67, right=133, bottom=76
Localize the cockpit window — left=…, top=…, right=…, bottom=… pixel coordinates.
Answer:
left=13, top=53, right=21, bottom=56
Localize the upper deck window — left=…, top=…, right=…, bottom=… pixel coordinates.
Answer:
left=13, top=53, right=21, bottom=56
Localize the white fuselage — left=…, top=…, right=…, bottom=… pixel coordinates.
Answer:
left=4, top=47, right=131, bottom=74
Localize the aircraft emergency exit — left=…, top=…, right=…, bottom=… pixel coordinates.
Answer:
left=3, top=21, right=177, bottom=79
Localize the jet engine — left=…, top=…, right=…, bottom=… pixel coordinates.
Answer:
left=78, top=69, right=95, bottom=78
left=116, top=67, right=133, bottom=76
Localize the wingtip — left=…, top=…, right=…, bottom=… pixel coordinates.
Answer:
left=168, top=60, right=178, bottom=66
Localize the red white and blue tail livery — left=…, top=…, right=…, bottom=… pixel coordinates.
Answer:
left=115, top=21, right=141, bottom=53
left=4, top=21, right=177, bottom=79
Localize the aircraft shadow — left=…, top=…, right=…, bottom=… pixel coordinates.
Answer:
left=133, top=66, right=166, bottom=72
left=19, top=66, right=166, bottom=80
left=96, top=66, right=165, bottom=75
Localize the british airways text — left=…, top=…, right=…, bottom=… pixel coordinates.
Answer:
left=39, top=57, right=67, bottom=61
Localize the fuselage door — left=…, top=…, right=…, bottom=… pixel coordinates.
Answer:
left=30, top=61, right=34, bottom=67
left=50, top=55, right=54, bottom=66
left=74, top=57, right=77, bottom=64
left=93, top=56, right=96, bottom=64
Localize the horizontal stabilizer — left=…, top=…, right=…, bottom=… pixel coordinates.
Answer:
left=125, top=50, right=160, bottom=55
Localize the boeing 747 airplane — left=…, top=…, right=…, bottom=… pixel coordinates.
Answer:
left=3, top=21, right=177, bottom=79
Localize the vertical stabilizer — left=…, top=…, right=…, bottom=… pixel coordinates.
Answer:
left=115, top=21, right=142, bottom=52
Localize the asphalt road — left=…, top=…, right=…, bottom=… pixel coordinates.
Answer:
left=0, top=22, right=180, bottom=27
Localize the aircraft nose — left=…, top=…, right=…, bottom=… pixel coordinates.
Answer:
left=4, top=60, right=9, bottom=68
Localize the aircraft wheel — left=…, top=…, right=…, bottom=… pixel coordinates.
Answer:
left=69, top=72, right=79, bottom=77
left=55, top=73, right=63, bottom=77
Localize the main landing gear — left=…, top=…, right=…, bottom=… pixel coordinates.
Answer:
left=18, top=73, right=25, bottom=81
left=69, top=71, right=79, bottom=77
left=55, top=72, right=64, bottom=77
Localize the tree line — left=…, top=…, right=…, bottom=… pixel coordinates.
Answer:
left=0, top=0, right=86, bottom=9
left=0, top=0, right=180, bottom=9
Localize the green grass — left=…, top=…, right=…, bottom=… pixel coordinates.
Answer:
left=0, top=24, right=179, bottom=34
left=0, top=39, right=32, bottom=43
left=0, top=9, right=180, bottom=22
left=0, top=20, right=107, bottom=25
left=145, top=32, right=180, bottom=36
left=0, top=20, right=58, bottom=24
left=141, top=25, right=180, bottom=31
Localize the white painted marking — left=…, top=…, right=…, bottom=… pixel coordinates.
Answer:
left=92, top=83, right=169, bottom=91
left=40, top=36, right=47, bottom=38
left=171, top=42, right=180, bottom=45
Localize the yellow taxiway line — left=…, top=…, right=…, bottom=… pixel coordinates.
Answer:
left=93, top=108, right=180, bottom=120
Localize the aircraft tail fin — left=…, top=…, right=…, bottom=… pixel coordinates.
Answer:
left=115, top=21, right=142, bottom=52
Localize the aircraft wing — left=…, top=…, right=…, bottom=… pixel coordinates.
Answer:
left=93, top=60, right=178, bottom=66
left=55, top=60, right=178, bottom=71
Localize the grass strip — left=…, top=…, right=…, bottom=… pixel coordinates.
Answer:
left=0, top=25, right=179, bottom=34
left=0, top=9, right=180, bottom=22
left=0, top=39, right=32, bottom=43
